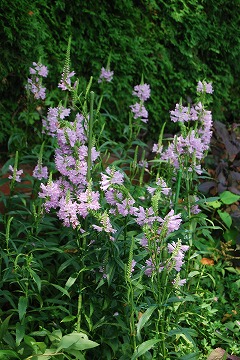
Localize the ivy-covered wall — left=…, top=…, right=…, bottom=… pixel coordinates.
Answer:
left=1, top=0, right=240, bottom=146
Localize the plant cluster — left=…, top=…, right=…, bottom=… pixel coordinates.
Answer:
left=0, top=48, right=239, bottom=360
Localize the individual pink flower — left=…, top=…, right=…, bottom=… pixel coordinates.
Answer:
left=161, top=210, right=182, bottom=235
left=131, top=260, right=137, bottom=274
left=58, top=71, right=76, bottom=90
left=152, top=143, right=163, bottom=154
left=156, top=178, right=171, bottom=195
left=100, top=167, right=124, bottom=191
left=172, top=277, right=187, bottom=287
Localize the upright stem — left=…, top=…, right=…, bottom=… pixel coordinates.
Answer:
left=87, top=91, right=94, bottom=182
left=77, top=91, right=94, bottom=332
left=174, top=169, right=182, bottom=213
left=5, top=216, right=13, bottom=254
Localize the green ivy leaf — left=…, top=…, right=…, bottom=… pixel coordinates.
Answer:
left=220, top=191, right=240, bottom=205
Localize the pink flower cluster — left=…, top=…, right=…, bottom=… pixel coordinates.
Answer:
left=153, top=84, right=213, bottom=175
left=26, top=62, right=48, bottom=100
left=33, top=164, right=48, bottom=180
left=167, top=240, right=189, bottom=272
left=39, top=108, right=103, bottom=230
left=130, top=83, right=151, bottom=123
left=144, top=238, right=189, bottom=287
left=58, top=71, right=76, bottom=91
left=197, top=80, right=213, bottom=94
left=8, top=165, right=23, bottom=182
left=100, top=167, right=138, bottom=218
left=98, top=67, right=114, bottom=83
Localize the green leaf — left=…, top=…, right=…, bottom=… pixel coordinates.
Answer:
left=188, top=271, right=200, bottom=278
left=0, top=314, right=13, bottom=341
left=61, top=315, right=76, bottom=323
left=2, top=332, right=15, bottom=349
left=202, top=197, right=220, bottom=203
left=217, top=210, right=232, bottom=228
left=56, top=332, right=99, bottom=352
left=16, top=322, right=25, bottom=346
left=65, top=274, right=78, bottom=290
left=30, top=269, right=42, bottom=293
left=0, top=350, right=20, bottom=359
left=166, top=296, right=184, bottom=303
left=131, top=339, right=160, bottom=360
left=23, top=335, right=38, bottom=348
left=64, top=349, right=86, bottom=359
left=168, top=327, right=197, bottom=345
left=207, top=200, right=222, bottom=208
left=223, top=228, right=238, bottom=244
left=48, top=329, right=62, bottom=342
left=57, top=258, right=80, bottom=275
left=225, top=267, right=239, bottom=274
left=32, top=349, right=55, bottom=360
left=220, top=191, right=240, bottom=205
left=50, top=284, right=70, bottom=298
left=136, top=305, right=157, bottom=341
left=18, top=296, right=28, bottom=322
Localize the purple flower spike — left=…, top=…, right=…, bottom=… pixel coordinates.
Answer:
left=197, top=80, right=214, bottom=94
left=98, top=67, right=114, bottom=83
left=130, top=103, right=148, bottom=123
left=132, top=84, right=151, bottom=102
left=33, top=165, right=48, bottom=180
left=8, top=165, right=23, bottom=182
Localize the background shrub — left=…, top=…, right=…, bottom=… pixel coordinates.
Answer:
left=1, top=0, right=240, bottom=152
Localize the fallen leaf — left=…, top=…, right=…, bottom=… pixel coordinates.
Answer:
left=207, top=348, right=227, bottom=360
left=200, top=258, right=214, bottom=266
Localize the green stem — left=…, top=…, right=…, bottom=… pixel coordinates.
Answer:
left=77, top=277, right=83, bottom=332
left=77, top=90, right=93, bottom=331
left=128, top=280, right=137, bottom=351
left=77, top=234, right=87, bottom=332
left=174, top=168, right=182, bottom=213
left=6, top=216, right=13, bottom=254
left=87, top=91, right=94, bottom=182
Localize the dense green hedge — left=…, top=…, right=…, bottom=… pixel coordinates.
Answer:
left=1, top=0, right=240, bottom=150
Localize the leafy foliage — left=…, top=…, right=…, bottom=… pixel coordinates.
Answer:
left=1, top=0, right=240, bottom=152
